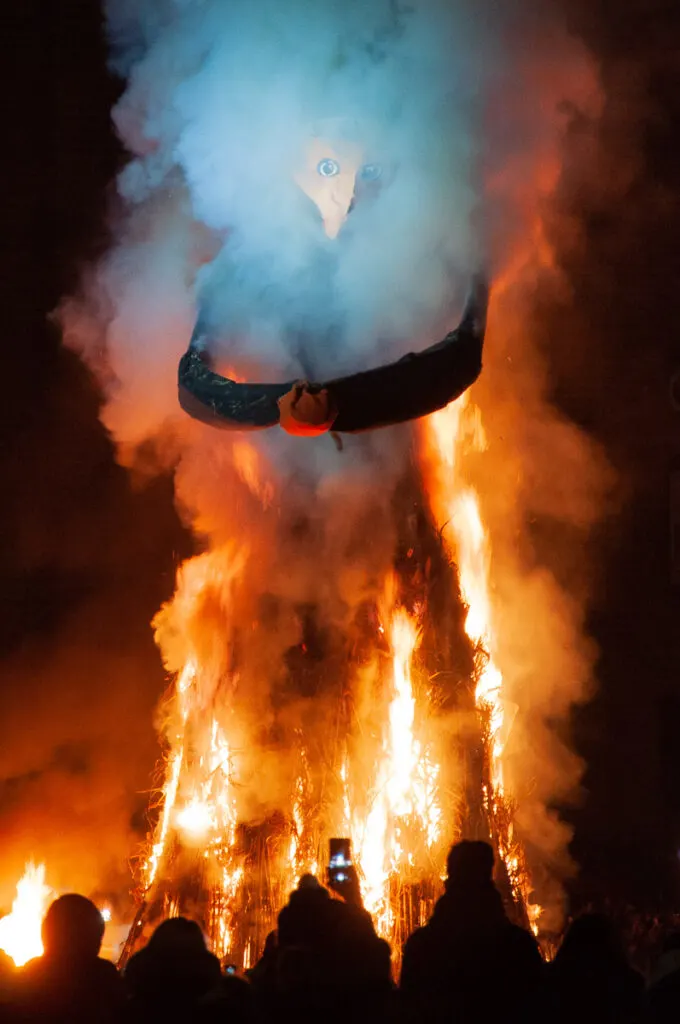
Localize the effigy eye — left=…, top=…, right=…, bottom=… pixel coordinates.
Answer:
left=359, top=163, right=382, bottom=182
left=317, top=158, right=340, bottom=178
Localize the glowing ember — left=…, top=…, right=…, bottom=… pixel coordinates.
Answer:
left=0, top=863, right=53, bottom=967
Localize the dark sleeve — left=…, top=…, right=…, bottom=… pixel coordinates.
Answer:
left=178, top=274, right=488, bottom=432
left=178, top=348, right=292, bottom=429
left=327, top=274, right=487, bottom=432
left=327, top=323, right=482, bottom=432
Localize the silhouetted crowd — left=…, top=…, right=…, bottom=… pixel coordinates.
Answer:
left=1, top=839, right=680, bottom=1023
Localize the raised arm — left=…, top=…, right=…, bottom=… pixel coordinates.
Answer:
left=178, top=274, right=488, bottom=435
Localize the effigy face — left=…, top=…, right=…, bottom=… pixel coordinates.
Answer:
left=294, top=120, right=388, bottom=239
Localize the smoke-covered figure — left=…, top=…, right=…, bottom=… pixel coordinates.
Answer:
left=178, top=114, right=488, bottom=436
left=101, top=0, right=489, bottom=445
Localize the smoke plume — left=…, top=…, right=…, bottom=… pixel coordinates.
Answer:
left=58, top=0, right=611, bottom=927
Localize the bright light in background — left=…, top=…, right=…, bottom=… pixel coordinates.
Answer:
left=0, top=863, right=53, bottom=967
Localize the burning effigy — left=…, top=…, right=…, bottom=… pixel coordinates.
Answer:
left=46, top=0, right=607, bottom=969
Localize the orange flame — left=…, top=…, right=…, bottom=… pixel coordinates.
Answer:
left=424, top=399, right=507, bottom=784
left=421, top=394, right=540, bottom=931
left=0, top=863, right=53, bottom=967
left=344, top=595, right=441, bottom=937
left=139, top=548, right=252, bottom=960
left=143, top=548, right=247, bottom=889
left=232, top=440, right=274, bottom=508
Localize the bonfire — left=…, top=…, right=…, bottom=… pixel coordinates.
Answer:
left=116, top=387, right=540, bottom=968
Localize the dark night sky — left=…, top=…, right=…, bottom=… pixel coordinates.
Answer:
left=1, top=1, right=679, bottom=907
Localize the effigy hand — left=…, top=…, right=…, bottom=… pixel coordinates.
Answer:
left=277, top=381, right=337, bottom=436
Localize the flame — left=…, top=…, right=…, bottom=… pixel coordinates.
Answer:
left=139, top=550, right=250, bottom=961
left=143, top=551, right=245, bottom=888
left=344, top=597, right=441, bottom=938
left=143, top=694, right=241, bottom=954
left=422, top=393, right=539, bottom=927
left=423, top=397, right=505, bottom=763
left=175, top=720, right=238, bottom=846
left=176, top=797, right=214, bottom=839
left=232, top=440, right=274, bottom=508
left=0, top=863, right=53, bottom=967
left=288, top=744, right=319, bottom=885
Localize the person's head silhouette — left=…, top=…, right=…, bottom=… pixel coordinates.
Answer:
left=146, top=916, right=208, bottom=957
left=42, top=894, right=105, bottom=962
left=445, top=840, right=495, bottom=889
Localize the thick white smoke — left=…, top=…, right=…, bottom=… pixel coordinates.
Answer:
left=69, top=0, right=495, bottom=457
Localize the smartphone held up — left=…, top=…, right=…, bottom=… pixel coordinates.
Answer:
left=328, top=838, right=352, bottom=886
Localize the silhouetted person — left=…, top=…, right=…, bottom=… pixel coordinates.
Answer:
left=246, top=928, right=278, bottom=1015
left=645, top=931, right=680, bottom=1023
left=124, top=916, right=223, bottom=1022
left=400, top=840, right=543, bottom=1024
left=324, top=868, right=392, bottom=999
left=261, top=872, right=391, bottom=1024
left=545, top=912, right=644, bottom=1024
left=278, top=873, right=333, bottom=950
left=11, top=893, right=123, bottom=1023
